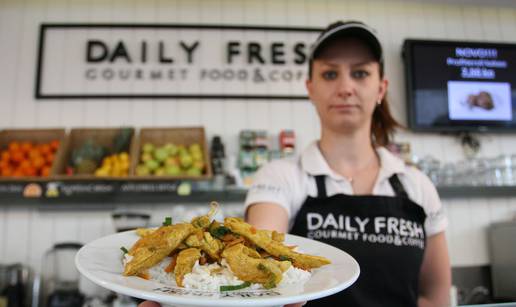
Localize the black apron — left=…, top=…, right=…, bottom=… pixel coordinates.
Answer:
left=290, top=174, right=427, bottom=307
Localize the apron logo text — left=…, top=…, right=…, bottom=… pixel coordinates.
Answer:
left=306, top=212, right=425, bottom=249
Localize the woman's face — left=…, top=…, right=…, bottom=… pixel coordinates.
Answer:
left=306, top=38, right=388, bottom=134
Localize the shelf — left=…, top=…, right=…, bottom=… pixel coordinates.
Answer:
left=0, top=179, right=247, bottom=208
left=1, top=180, right=515, bottom=209
left=436, top=185, right=516, bottom=199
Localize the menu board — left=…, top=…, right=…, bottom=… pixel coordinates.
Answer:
left=403, top=39, right=516, bottom=132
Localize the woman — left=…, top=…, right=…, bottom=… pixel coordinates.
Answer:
left=140, top=20, right=450, bottom=307
left=245, top=21, right=451, bottom=307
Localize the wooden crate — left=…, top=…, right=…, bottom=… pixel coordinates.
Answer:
left=54, top=127, right=136, bottom=180
left=132, top=127, right=213, bottom=180
left=0, top=128, right=67, bottom=180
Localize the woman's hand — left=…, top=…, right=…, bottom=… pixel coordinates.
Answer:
left=138, top=302, right=160, bottom=307
left=285, top=302, right=306, bottom=307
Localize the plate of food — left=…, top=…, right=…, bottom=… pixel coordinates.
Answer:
left=76, top=203, right=360, bottom=307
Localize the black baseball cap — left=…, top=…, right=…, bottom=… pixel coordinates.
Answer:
left=309, top=21, right=383, bottom=65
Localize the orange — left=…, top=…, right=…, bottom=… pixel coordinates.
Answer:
left=0, top=160, right=9, bottom=170
left=28, top=149, right=41, bottom=160
left=32, top=156, right=46, bottom=169
left=41, top=166, right=51, bottom=177
left=21, top=142, right=32, bottom=153
left=19, top=160, right=31, bottom=170
left=1, top=151, right=10, bottom=162
left=24, top=166, right=36, bottom=176
left=50, top=140, right=60, bottom=151
left=12, top=169, right=24, bottom=177
left=40, top=144, right=51, bottom=155
left=8, top=142, right=20, bottom=152
left=1, top=167, right=13, bottom=177
left=11, top=151, right=25, bottom=164
left=45, top=153, right=55, bottom=164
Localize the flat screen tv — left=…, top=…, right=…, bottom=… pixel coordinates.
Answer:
left=402, top=39, right=516, bottom=132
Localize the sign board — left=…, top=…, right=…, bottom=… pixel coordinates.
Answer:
left=35, top=24, right=321, bottom=100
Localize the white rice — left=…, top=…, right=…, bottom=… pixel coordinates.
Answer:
left=146, top=257, right=311, bottom=292
left=147, top=257, right=178, bottom=286
left=278, top=265, right=312, bottom=287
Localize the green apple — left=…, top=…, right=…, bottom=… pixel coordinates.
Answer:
left=135, top=164, right=150, bottom=176
left=155, top=167, right=166, bottom=176
left=165, top=157, right=179, bottom=167
left=141, top=152, right=153, bottom=163
left=192, top=160, right=205, bottom=170
left=186, top=167, right=202, bottom=177
left=165, top=165, right=181, bottom=176
left=164, top=143, right=178, bottom=156
left=189, top=143, right=202, bottom=154
left=179, top=154, right=193, bottom=168
left=191, top=150, right=203, bottom=162
left=145, top=159, right=159, bottom=171
left=154, top=147, right=169, bottom=162
left=142, top=143, right=155, bottom=154
left=177, top=145, right=187, bottom=156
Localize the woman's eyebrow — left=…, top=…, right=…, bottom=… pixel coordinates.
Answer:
left=318, top=61, right=340, bottom=67
left=350, top=61, right=374, bottom=68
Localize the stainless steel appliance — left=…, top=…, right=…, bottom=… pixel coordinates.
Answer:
left=40, top=243, right=84, bottom=307
left=489, top=221, right=516, bottom=300
left=0, top=263, right=34, bottom=307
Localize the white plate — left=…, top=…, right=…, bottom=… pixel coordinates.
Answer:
left=76, top=230, right=360, bottom=307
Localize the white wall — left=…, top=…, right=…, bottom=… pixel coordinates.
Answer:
left=1, top=0, right=516, bottom=272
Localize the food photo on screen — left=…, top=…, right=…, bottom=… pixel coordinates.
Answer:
left=467, top=91, right=494, bottom=110
left=447, top=81, right=512, bottom=121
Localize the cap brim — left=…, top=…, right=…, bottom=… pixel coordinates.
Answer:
left=310, top=22, right=383, bottom=62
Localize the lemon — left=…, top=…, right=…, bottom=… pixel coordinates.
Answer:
left=119, top=152, right=129, bottom=161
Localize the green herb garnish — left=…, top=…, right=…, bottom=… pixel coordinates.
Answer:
left=279, top=255, right=291, bottom=262
left=210, top=226, right=231, bottom=239
left=120, top=246, right=128, bottom=254
left=257, top=263, right=276, bottom=289
left=264, top=280, right=276, bottom=289
left=162, top=217, right=172, bottom=226
left=220, top=281, right=251, bottom=292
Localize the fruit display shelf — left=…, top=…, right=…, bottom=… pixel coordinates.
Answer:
left=0, top=180, right=515, bottom=209
left=0, top=179, right=247, bottom=208
left=0, top=128, right=67, bottom=178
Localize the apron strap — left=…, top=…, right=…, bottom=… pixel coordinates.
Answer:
left=315, top=174, right=408, bottom=198
left=314, top=175, right=327, bottom=198
left=388, top=174, right=409, bottom=198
